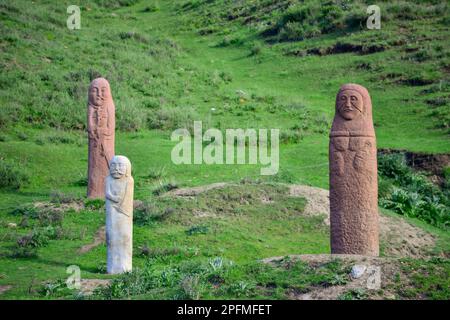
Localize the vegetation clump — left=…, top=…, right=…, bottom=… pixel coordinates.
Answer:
left=378, top=153, right=449, bottom=229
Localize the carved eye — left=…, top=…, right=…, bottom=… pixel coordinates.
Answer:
left=351, top=96, right=357, bottom=101
left=340, top=96, right=346, bottom=100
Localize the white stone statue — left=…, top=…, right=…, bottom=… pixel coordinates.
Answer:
left=105, top=155, right=134, bottom=274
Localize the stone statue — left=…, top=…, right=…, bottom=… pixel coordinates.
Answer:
left=105, top=155, right=134, bottom=274
left=87, top=77, right=115, bottom=198
left=329, top=84, right=379, bottom=256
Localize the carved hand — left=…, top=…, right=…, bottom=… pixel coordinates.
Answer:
left=105, top=189, right=122, bottom=203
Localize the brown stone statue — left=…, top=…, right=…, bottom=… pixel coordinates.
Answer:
left=87, top=78, right=115, bottom=198
left=329, top=84, right=379, bottom=256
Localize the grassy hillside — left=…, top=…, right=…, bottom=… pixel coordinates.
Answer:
left=0, top=0, right=449, bottom=299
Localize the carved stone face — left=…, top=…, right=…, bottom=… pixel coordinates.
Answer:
left=110, top=158, right=128, bottom=179
left=337, top=89, right=363, bottom=120
left=89, top=79, right=110, bottom=107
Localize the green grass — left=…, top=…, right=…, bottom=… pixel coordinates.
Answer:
left=0, top=183, right=329, bottom=299
left=0, top=0, right=449, bottom=299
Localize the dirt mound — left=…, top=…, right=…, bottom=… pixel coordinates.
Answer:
left=379, top=215, right=436, bottom=258
left=34, top=200, right=84, bottom=213
left=262, top=254, right=399, bottom=300
left=79, top=279, right=110, bottom=295
left=165, top=182, right=436, bottom=259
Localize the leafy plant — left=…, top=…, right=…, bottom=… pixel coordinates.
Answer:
left=378, top=153, right=449, bottom=229
left=0, top=159, right=29, bottom=189
left=185, top=225, right=209, bottom=236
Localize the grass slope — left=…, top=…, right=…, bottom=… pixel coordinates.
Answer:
left=0, top=0, right=449, bottom=299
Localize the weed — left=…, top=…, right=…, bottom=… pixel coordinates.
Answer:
left=185, top=225, right=209, bottom=236
left=0, top=159, right=29, bottom=189
left=338, top=288, right=368, bottom=300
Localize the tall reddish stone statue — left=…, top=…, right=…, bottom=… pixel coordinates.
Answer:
left=329, top=84, right=379, bottom=256
left=87, top=78, right=115, bottom=198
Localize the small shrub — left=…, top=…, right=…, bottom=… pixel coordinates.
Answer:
left=39, top=279, right=69, bottom=297
left=185, top=225, right=209, bottom=236
left=17, top=132, right=28, bottom=141
left=134, top=201, right=174, bottom=225
left=378, top=153, right=410, bottom=180
left=9, top=246, right=38, bottom=258
left=139, top=246, right=182, bottom=258
left=378, top=153, right=450, bottom=229
left=280, top=129, right=303, bottom=144
left=145, top=166, right=166, bottom=181
left=152, top=179, right=178, bottom=195
left=217, top=35, right=244, bottom=47
left=73, top=176, right=88, bottom=187
left=37, top=209, right=64, bottom=227
left=50, top=191, right=79, bottom=204
left=95, top=0, right=140, bottom=9
left=338, top=288, right=368, bottom=300
left=0, top=159, right=29, bottom=190
left=96, top=263, right=107, bottom=273
left=249, top=43, right=262, bottom=56
left=141, top=4, right=159, bottom=12
left=180, top=275, right=202, bottom=300
left=226, top=281, right=256, bottom=297
left=11, top=204, right=39, bottom=218
left=17, top=226, right=62, bottom=248
left=84, top=198, right=105, bottom=210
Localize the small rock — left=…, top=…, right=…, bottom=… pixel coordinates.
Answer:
left=350, top=265, right=367, bottom=279
left=7, top=223, right=17, bottom=228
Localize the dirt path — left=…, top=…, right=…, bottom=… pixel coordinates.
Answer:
left=78, top=226, right=106, bottom=254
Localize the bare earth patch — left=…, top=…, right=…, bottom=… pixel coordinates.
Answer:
left=78, top=226, right=106, bottom=254
left=0, top=285, right=12, bottom=295
left=34, top=200, right=84, bottom=213
left=289, top=185, right=330, bottom=225
left=79, top=279, right=110, bottom=295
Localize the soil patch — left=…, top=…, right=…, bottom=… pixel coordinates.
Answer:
left=78, top=226, right=106, bottom=254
